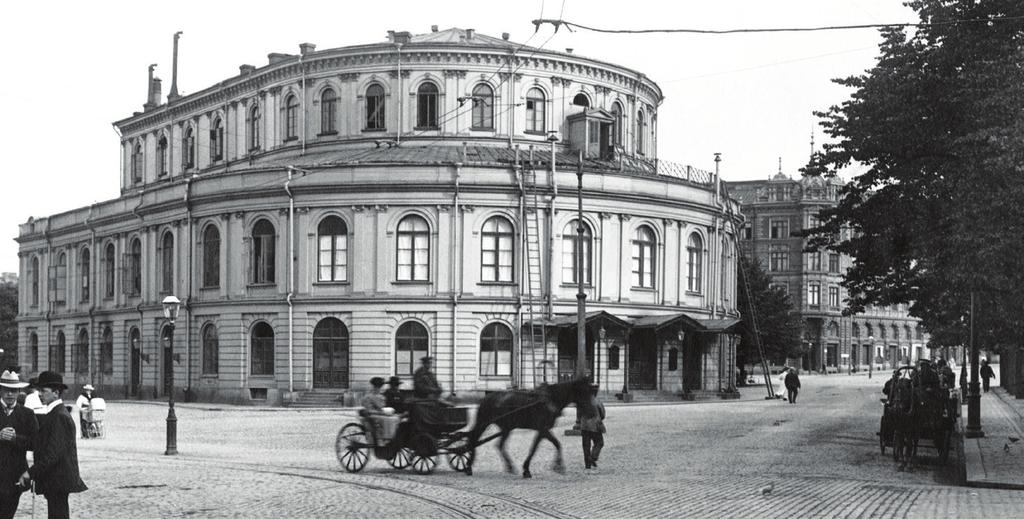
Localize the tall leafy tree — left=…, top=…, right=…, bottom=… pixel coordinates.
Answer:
left=803, top=0, right=1024, bottom=351
left=0, top=281, right=17, bottom=369
left=736, top=255, right=805, bottom=365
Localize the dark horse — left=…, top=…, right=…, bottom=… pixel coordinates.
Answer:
left=888, top=372, right=918, bottom=471
left=463, top=377, right=594, bottom=478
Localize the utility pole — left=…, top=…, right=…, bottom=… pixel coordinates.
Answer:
left=965, top=290, right=984, bottom=438
left=575, top=150, right=587, bottom=380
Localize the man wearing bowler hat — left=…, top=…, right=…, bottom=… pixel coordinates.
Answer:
left=413, top=356, right=443, bottom=399
left=19, top=371, right=86, bottom=519
left=383, top=376, right=406, bottom=413
left=0, top=370, right=37, bottom=519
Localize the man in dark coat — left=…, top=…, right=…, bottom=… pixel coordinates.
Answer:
left=0, top=371, right=38, bottom=519
left=784, top=368, right=801, bottom=404
left=413, top=356, right=443, bottom=399
left=383, top=376, right=406, bottom=413
left=980, top=359, right=996, bottom=393
left=19, top=371, right=87, bottom=519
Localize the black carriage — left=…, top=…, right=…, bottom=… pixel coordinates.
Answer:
left=335, top=400, right=473, bottom=475
left=877, top=366, right=958, bottom=464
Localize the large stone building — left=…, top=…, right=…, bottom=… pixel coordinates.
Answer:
left=16, top=28, right=741, bottom=405
left=728, top=171, right=938, bottom=373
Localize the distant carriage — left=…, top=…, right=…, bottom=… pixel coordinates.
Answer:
left=877, top=367, right=956, bottom=467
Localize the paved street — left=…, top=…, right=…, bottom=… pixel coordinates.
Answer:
left=14, top=375, right=1024, bottom=518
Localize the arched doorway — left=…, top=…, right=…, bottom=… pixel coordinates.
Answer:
left=129, top=328, right=141, bottom=396
left=313, top=318, right=349, bottom=389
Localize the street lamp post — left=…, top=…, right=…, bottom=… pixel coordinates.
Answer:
left=575, top=149, right=587, bottom=383
left=162, top=295, right=181, bottom=455
left=965, top=291, right=984, bottom=438
left=868, top=335, right=874, bottom=380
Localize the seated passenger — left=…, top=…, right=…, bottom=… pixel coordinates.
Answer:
left=360, top=377, right=387, bottom=445
left=913, top=360, right=941, bottom=391
left=383, top=376, right=406, bottom=413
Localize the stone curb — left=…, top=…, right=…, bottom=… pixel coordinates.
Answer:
left=962, top=388, right=1024, bottom=491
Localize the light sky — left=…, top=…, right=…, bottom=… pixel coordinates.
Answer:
left=0, top=0, right=917, bottom=274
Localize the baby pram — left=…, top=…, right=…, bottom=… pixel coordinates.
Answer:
left=82, top=398, right=105, bottom=439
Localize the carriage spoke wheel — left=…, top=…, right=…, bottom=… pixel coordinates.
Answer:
left=411, top=454, right=437, bottom=475
left=446, top=434, right=472, bottom=473
left=389, top=448, right=414, bottom=470
left=336, top=423, right=370, bottom=473
left=410, top=432, right=438, bottom=475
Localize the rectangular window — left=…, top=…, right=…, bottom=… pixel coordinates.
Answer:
left=770, top=219, right=789, bottom=239
left=742, top=224, right=752, bottom=240
left=807, top=283, right=821, bottom=307
left=829, top=286, right=840, bottom=308
left=806, top=252, right=821, bottom=271
left=253, top=236, right=275, bottom=284
left=770, top=250, right=788, bottom=272
left=828, top=253, right=840, bottom=273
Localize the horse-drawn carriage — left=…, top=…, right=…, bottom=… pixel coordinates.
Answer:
left=335, top=399, right=473, bottom=475
left=878, top=366, right=957, bottom=467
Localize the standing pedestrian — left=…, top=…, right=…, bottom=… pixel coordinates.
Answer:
left=0, top=371, right=38, bottom=519
left=580, top=384, right=605, bottom=469
left=74, top=385, right=95, bottom=439
left=18, top=371, right=87, bottom=519
left=784, top=368, right=801, bottom=404
left=980, top=359, right=996, bottom=393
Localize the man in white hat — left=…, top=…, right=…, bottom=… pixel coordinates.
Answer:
left=0, top=370, right=38, bottom=519
left=74, top=384, right=95, bottom=439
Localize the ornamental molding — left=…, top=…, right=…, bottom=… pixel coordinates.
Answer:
left=388, top=70, right=412, bottom=79
left=443, top=69, right=468, bottom=79
left=234, top=212, right=246, bottom=219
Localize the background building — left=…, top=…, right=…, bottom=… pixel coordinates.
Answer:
left=728, top=171, right=937, bottom=373
left=16, top=28, right=740, bottom=405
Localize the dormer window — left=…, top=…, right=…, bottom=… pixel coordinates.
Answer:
left=416, top=82, right=439, bottom=129
left=566, top=108, right=614, bottom=159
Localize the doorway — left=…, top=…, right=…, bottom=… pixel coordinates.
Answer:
left=313, top=318, right=349, bottom=389
left=683, top=334, right=702, bottom=392
left=557, top=328, right=594, bottom=383
left=628, top=329, right=657, bottom=390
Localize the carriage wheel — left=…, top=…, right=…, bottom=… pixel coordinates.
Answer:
left=878, top=416, right=887, bottom=455
left=893, top=432, right=903, bottom=462
left=389, top=448, right=414, bottom=470
left=938, top=429, right=952, bottom=464
left=411, top=454, right=437, bottom=475
left=446, top=434, right=472, bottom=473
left=336, top=423, right=370, bottom=473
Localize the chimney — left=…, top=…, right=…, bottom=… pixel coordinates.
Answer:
left=239, top=64, right=256, bottom=75
left=431, top=25, right=438, bottom=33
left=465, top=28, right=475, bottom=40
left=387, top=30, right=396, bottom=42
left=168, top=31, right=182, bottom=102
left=565, top=48, right=574, bottom=54
left=149, top=77, right=163, bottom=109
left=144, top=64, right=158, bottom=110
left=393, top=31, right=412, bottom=44
left=267, top=52, right=294, bottom=65
left=502, top=32, right=510, bottom=41
left=299, top=43, right=316, bottom=55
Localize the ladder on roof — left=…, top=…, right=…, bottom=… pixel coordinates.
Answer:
left=523, top=151, right=547, bottom=388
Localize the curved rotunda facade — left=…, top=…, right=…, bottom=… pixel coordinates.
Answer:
left=17, top=28, right=740, bottom=404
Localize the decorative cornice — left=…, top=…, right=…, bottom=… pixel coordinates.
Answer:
left=339, top=73, right=360, bottom=82
left=443, top=69, right=467, bottom=79
left=388, top=70, right=411, bottom=79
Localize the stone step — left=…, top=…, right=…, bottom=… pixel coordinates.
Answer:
left=287, top=391, right=349, bottom=408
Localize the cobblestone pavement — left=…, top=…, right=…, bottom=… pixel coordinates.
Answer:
left=13, top=375, right=1024, bottom=518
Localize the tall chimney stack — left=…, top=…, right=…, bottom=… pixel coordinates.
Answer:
left=168, top=31, right=183, bottom=102
left=144, top=64, right=158, bottom=110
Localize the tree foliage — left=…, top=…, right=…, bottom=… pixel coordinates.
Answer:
left=0, top=281, right=17, bottom=367
left=802, top=0, right=1024, bottom=351
left=736, top=255, right=806, bottom=364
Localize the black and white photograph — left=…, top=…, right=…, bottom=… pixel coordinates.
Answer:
left=1, top=1, right=1024, bottom=517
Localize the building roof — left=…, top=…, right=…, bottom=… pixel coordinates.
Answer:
left=698, top=318, right=743, bottom=333
left=631, top=313, right=703, bottom=331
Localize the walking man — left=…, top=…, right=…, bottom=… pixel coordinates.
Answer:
left=19, top=371, right=87, bottom=519
left=784, top=368, right=801, bottom=404
left=980, top=359, right=996, bottom=393
left=0, top=371, right=37, bottom=519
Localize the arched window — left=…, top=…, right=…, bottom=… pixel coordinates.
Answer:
left=365, top=84, right=386, bottom=130
left=182, top=126, right=195, bottom=169
left=202, top=225, right=220, bottom=288
left=251, top=219, right=276, bottom=284
left=128, top=238, right=142, bottom=296
left=30, top=332, right=38, bottom=372
left=852, top=323, right=861, bottom=337
left=417, top=82, right=439, bottom=128
left=572, top=93, right=590, bottom=107
left=52, top=331, right=66, bottom=373
left=631, top=226, right=655, bottom=288
left=471, top=83, right=494, bottom=130
left=828, top=322, right=839, bottom=337
left=892, top=324, right=899, bottom=341
left=915, top=326, right=923, bottom=340
left=250, top=322, right=275, bottom=375
left=687, top=233, right=703, bottom=293
left=636, top=110, right=646, bottom=155
left=317, top=216, right=348, bottom=282
left=29, top=256, right=39, bottom=306
left=608, top=346, right=620, bottom=370
left=865, top=323, right=874, bottom=339
left=131, top=142, right=143, bottom=183
left=75, top=328, right=89, bottom=374
left=562, top=220, right=593, bottom=285
left=395, top=321, right=429, bottom=375
left=879, top=325, right=887, bottom=340
left=79, top=247, right=90, bottom=302
left=313, top=318, right=349, bottom=388
left=101, top=326, right=113, bottom=376
left=210, top=117, right=224, bottom=161
left=157, top=136, right=168, bottom=176
left=53, top=252, right=68, bottom=304
left=396, top=215, right=430, bottom=281
left=480, top=322, right=512, bottom=376
left=611, top=102, right=623, bottom=146
left=160, top=231, right=174, bottom=293
left=202, top=323, right=219, bottom=375
left=248, top=104, right=262, bottom=151
left=481, top=216, right=514, bottom=282
left=285, top=94, right=299, bottom=140
left=104, top=243, right=116, bottom=298
left=320, top=88, right=337, bottom=134
left=668, top=347, right=679, bottom=371
left=525, top=88, right=545, bottom=133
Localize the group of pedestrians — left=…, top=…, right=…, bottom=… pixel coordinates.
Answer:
left=0, top=370, right=86, bottom=519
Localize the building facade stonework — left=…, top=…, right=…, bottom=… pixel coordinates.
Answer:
left=17, top=28, right=739, bottom=404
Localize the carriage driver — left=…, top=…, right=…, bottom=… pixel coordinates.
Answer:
left=413, top=356, right=443, bottom=400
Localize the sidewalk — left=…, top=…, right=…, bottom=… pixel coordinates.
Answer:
left=963, top=386, right=1024, bottom=490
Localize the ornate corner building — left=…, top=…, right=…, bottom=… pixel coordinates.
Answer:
left=727, top=172, right=946, bottom=373
left=16, top=28, right=741, bottom=404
